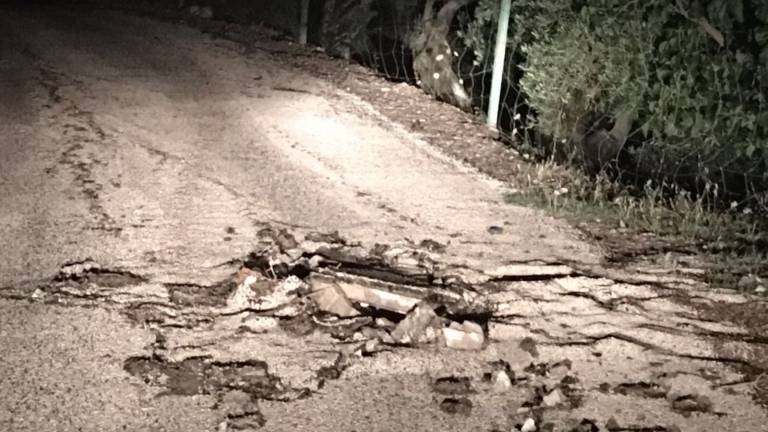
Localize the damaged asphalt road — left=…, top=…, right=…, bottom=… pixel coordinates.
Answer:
left=1, top=4, right=767, bottom=432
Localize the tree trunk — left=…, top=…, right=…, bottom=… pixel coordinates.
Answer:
left=411, top=0, right=472, bottom=110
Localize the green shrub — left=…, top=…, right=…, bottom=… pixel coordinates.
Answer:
left=503, top=0, right=768, bottom=210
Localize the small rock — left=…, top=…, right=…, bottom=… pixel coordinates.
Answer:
left=31, top=288, right=46, bottom=300
left=391, top=303, right=442, bottom=345
left=542, top=388, right=564, bottom=407
left=605, top=417, right=620, bottom=431
left=307, top=255, right=324, bottom=269
left=756, top=285, right=766, bottom=294
left=520, top=417, right=536, bottom=432
left=492, top=370, right=512, bottom=392
left=375, top=317, right=396, bottom=329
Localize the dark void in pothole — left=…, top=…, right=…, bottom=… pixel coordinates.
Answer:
left=123, top=356, right=286, bottom=399
left=431, top=376, right=475, bottom=395
left=440, top=397, right=473, bottom=416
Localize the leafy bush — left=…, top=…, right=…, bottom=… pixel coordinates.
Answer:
left=481, top=0, right=768, bottom=211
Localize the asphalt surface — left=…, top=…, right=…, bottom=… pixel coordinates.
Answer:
left=1, top=5, right=766, bottom=432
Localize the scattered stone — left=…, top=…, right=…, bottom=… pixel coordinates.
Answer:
left=520, top=417, right=536, bottom=432
left=390, top=302, right=442, bottom=345
left=307, top=255, right=324, bottom=269
left=375, top=317, right=396, bottom=329
left=443, top=321, right=484, bottom=350
left=439, top=397, right=472, bottom=416
left=31, top=288, right=45, bottom=300
left=492, top=370, right=512, bottom=392
left=542, top=388, right=564, bottom=407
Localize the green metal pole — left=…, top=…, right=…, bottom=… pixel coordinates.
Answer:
left=487, top=0, right=511, bottom=129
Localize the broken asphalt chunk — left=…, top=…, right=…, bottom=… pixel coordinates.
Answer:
left=520, top=417, right=536, bottom=432
left=226, top=273, right=303, bottom=314
left=307, top=276, right=360, bottom=318
left=390, top=302, right=442, bottom=345
left=443, top=321, right=485, bottom=350
left=542, top=388, right=564, bottom=407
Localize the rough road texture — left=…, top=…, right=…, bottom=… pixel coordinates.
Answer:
left=1, top=4, right=766, bottom=432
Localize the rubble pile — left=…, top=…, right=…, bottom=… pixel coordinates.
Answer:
left=227, top=227, right=491, bottom=351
